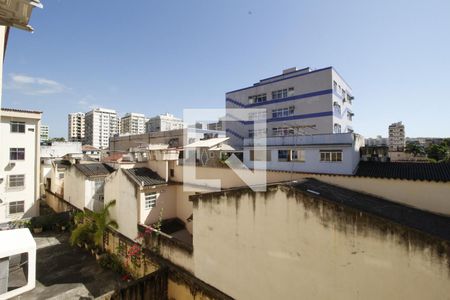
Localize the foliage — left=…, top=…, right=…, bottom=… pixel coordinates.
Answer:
left=98, top=253, right=127, bottom=275
left=426, top=144, right=449, bottom=162
left=70, top=223, right=93, bottom=246
left=88, top=200, right=118, bottom=251
left=70, top=200, right=118, bottom=251
left=405, top=142, right=425, bottom=157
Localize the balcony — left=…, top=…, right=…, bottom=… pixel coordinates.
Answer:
left=244, top=132, right=356, bottom=147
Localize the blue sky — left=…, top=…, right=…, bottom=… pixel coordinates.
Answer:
left=3, top=0, right=450, bottom=138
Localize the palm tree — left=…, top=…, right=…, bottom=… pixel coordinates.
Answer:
left=89, top=200, right=118, bottom=252
left=70, top=200, right=118, bottom=252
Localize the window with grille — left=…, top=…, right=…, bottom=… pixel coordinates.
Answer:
left=10, top=148, right=25, bottom=160
left=8, top=175, right=25, bottom=188
left=290, top=150, right=306, bottom=162
left=145, top=193, right=157, bottom=209
left=10, top=121, right=25, bottom=133
left=9, top=201, right=25, bottom=214
left=320, top=150, right=343, bottom=162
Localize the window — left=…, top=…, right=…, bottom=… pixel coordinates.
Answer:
left=8, top=175, right=25, bottom=188
left=248, top=93, right=267, bottom=104
left=334, top=124, right=342, bottom=134
left=272, top=127, right=294, bottom=136
left=170, top=169, right=174, bottom=177
left=320, top=150, right=343, bottom=162
left=278, top=150, right=289, bottom=161
left=272, top=106, right=295, bottom=118
left=248, top=111, right=267, bottom=121
left=145, top=192, right=157, bottom=209
left=10, top=148, right=25, bottom=160
left=290, top=150, right=305, bottom=162
left=59, top=173, right=65, bottom=179
left=272, top=87, right=294, bottom=100
left=333, top=81, right=337, bottom=91
left=347, top=111, right=353, bottom=121
left=333, top=103, right=341, bottom=115
left=10, top=121, right=25, bottom=133
left=249, top=150, right=271, bottom=161
left=9, top=201, right=25, bottom=214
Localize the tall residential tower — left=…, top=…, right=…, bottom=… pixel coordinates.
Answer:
left=68, top=112, right=85, bottom=142
left=120, top=113, right=146, bottom=135
left=84, top=108, right=119, bottom=149
left=388, top=121, right=405, bottom=151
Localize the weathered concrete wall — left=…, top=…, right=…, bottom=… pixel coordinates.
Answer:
left=192, top=186, right=450, bottom=300
left=172, top=164, right=450, bottom=216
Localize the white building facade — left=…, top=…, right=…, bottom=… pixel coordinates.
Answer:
left=120, top=112, right=146, bottom=135
left=84, top=108, right=119, bottom=149
left=243, top=133, right=364, bottom=175
left=146, top=113, right=184, bottom=133
left=67, top=112, right=85, bottom=142
left=388, top=121, right=405, bottom=151
left=225, top=67, right=355, bottom=149
left=0, top=108, right=41, bottom=224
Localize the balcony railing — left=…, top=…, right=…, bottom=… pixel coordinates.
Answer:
left=244, top=132, right=355, bottom=147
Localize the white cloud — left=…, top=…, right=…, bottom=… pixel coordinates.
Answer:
left=78, top=95, right=101, bottom=110
left=6, top=74, right=67, bottom=95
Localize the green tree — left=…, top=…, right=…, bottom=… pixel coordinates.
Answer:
left=426, top=144, right=449, bottom=162
left=405, top=142, right=425, bottom=157
left=70, top=200, right=118, bottom=252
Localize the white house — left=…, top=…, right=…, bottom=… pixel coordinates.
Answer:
left=64, top=163, right=115, bottom=212
left=0, top=108, right=41, bottom=224
left=243, top=132, right=364, bottom=175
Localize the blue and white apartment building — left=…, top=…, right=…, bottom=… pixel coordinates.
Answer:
left=225, top=67, right=364, bottom=175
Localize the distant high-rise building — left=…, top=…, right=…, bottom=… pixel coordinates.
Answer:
left=40, top=124, right=49, bottom=143
left=146, top=113, right=184, bottom=133
left=120, top=113, right=146, bottom=135
left=68, top=112, right=85, bottom=142
left=388, top=122, right=405, bottom=151
left=85, top=108, right=119, bottom=149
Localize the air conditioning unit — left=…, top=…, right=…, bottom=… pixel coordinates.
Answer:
left=8, top=162, right=16, bottom=168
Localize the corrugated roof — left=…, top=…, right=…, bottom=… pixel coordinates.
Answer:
left=74, top=163, right=115, bottom=177
left=1, top=107, right=42, bottom=114
left=356, top=162, right=450, bottom=182
left=123, top=167, right=166, bottom=187
left=184, top=137, right=230, bottom=149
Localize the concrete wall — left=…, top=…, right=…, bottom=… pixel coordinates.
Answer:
left=172, top=164, right=450, bottom=216
left=192, top=186, right=450, bottom=300
left=63, top=166, right=87, bottom=211
left=105, top=169, right=140, bottom=240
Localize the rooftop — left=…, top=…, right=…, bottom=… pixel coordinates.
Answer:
left=355, top=161, right=450, bottom=182
left=74, top=163, right=115, bottom=177
left=184, top=137, right=230, bottom=149
left=292, top=179, right=450, bottom=241
left=1, top=107, right=42, bottom=114
left=82, top=145, right=100, bottom=151
left=123, top=167, right=166, bottom=187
